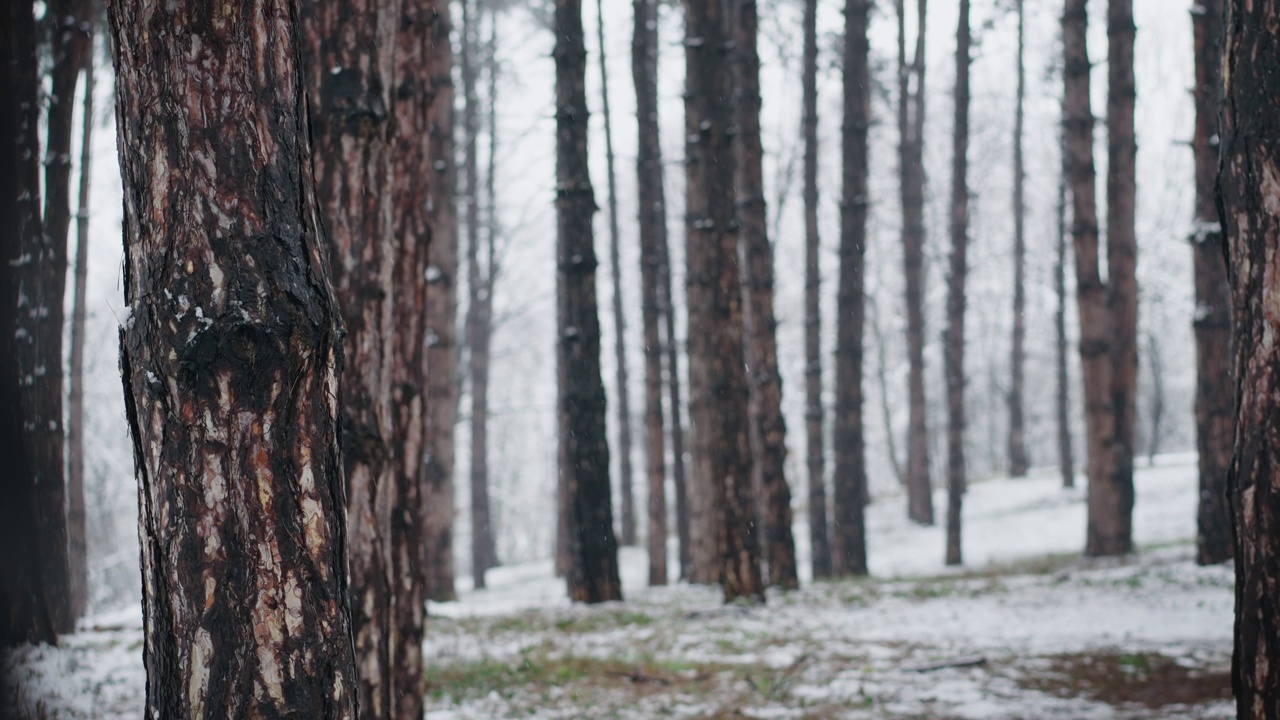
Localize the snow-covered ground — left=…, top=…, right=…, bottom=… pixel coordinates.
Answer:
left=4, top=454, right=1234, bottom=718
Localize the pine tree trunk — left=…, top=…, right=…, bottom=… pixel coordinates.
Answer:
left=556, top=0, right=623, bottom=604
left=1007, top=0, right=1030, bottom=479
left=1221, top=2, right=1280, bottom=710
left=479, top=1, right=501, bottom=573
left=898, top=0, right=933, bottom=526
left=831, top=0, right=871, bottom=579
left=1054, top=171, right=1076, bottom=489
left=733, top=0, right=798, bottom=591
left=944, top=0, right=970, bottom=568
left=801, top=0, right=831, bottom=581
left=1, top=0, right=58, bottom=648
left=423, top=0, right=459, bottom=603
left=662, top=231, right=692, bottom=581
left=633, top=0, right=668, bottom=586
left=682, top=0, right=764, bottom=602
left=1190, top=0, right=1232, bottom=567
left=108, top=0, right=361, bottom=712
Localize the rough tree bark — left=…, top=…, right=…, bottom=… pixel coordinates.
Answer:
left=682, top=0, right=764, bottom=602
left=1190, top=0, right=1232, bottom=567
left=1221, top=1, right=1280, bottom=711
left=898, top=0, right=933, bottom=526
left=1055, top=171, right=1076, bottom=489
left=556, top=0, right=623, bottom=604
left=107, top=0, right=361, bottom=713
left=633, top=0, right=669, bottom=586
left=1007, top=0, right=1030, bottom=479
left=733, top=0, right=798, bottom=591
left=831, top=0, right=872, bottom=579
left=944, top=0, right=970, bottom=567
left=802, top=0, right=831, bottom=581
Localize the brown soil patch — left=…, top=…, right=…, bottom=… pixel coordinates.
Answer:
left=1019, top=651, right=1231, bottom=709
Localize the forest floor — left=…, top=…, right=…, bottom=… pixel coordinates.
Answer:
left=4, top=454, right=1234, bottom=718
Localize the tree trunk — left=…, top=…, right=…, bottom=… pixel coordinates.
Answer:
left=597, top=0, right=637, bottom=549
left=733, top=0, right=798, bottom=591
left=661, top=222, right=692, bottom=582
left=870, top=300, right=905, bottom=485
left=682, top=0, right=764, bottom=602
left=831, top=0, right=872, bottom=579
left=1, top=0, right=57, bottom=648
left=944, top=0, right=970, bottom=568
left=1054, top=171, right=1076, bottom=489
left=481, top=0, right=501, bottom=569
left=108, top=0, right=361, bottom=712
left=1007, top=0, right=1030, bottom=479
left=1190, top=0, right=1232, bottom=567
left=302, top=0, right=401, bottom=714
left=633, top=0, right=668, bottom=586
left=556, top=0, right=623, bottom=605
left=898, top=0, right=933, bottom=526
left=802, top=0, right=830, bottom=581
left=1221, top=2, right=1280, bottom=711
left=423, top=0, right=459, bottom=603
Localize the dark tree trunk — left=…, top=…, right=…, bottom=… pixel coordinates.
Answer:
left=108, top=0, right=360, bottom=713
left=944, top=0, right=970, bottom=567
left=733, top=0, right=798, bottom=591
left=556, top=0, right=623, bottom=605
left=597, top=0, right=637, bottom=549
left=1, top=0, right=57, bottom=648
left=898, top=0, right=933, bottom=526
left=682, top=0, right=764, bottom=602
left=802, top=0, right=831, bottom=581
left=633, top=0, right=668, bottom=586
left=1007, top=0, right=1030, bottom=479
left=423, top=0, right=459, bottom=603
left=1054, top=171, right=1076, bottom=489
left=831, top=0, right=871, bottom=579
left=1191, top=0, right=1232, bottom=567
left=1221, top=2, right=1280, bottom=711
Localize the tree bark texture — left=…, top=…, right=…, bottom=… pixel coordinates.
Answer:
left=1, top=0, right=58, bottom=648
left=802, top=0, right=831, bottom=581
left=831, top=0, right=871, bottom=579
left=683, top=0, right=764, bottom=602
left=423, top=0, right=459, bottom=603
left=633, top=0, right=669, bottom=586
left=944, top=0, right=970, bottom=568
left=1055, top=171, right=1076, bottom=489
left=107, top=0, right=361, bottom=713
left=556, top=0, right=623, bottom=605
left=1007, top=0, right=1030, bottom=479
left=898, top=0, right=933, bottom=526
left=1221, top=2, right=1280, bottom=712
left=733, top=0, right=798, bottom=591
left=1190, top=0, right=1232, bottom=567
left=598, top=0, right=637, bottom=549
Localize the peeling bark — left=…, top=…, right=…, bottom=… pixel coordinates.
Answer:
left=944, top=0, right=970, bottom=568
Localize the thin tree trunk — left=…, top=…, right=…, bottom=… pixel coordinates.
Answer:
left=108, top=0, right=361, bottom=711
left=662, top=219, right=692, bottom=581
left=1054, top=171, right=1076, bottom=489
left=870, top=299, right=905, bottom=485
left=556, top=0, right=623, bottom=604
left=1221, top=2, right=1280, bottom=710
left=831, top=0, right=872, bottom=578
left=682, top=0, right=764, bottom=602
left=597, top=0, right=637, bottom=549
left=801, top=0, right=830, bottom=581
left=1144, top=331, right=1164, bottom=464
left=1190, top=0, right=1232, bottom=567
left=898, top=0, right=933, bottom=526
left=733, top=0, right=798, bottom=591
left=633, top=0, right=668, bottom=586
left=1007, top=0, right=1029, bottom=479
left=944, top=0, right=970, bottom=567
left=1, top=0, right=58, bottom=648
left=481, top=0, right=500, bottom=567
left=423, top=0, right=459, bottom=603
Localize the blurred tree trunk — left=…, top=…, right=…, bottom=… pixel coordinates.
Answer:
left=663, top=246, right=692, bottom=582
left=1054, top=171, right=1075, bottom=489
left=1, top=0, right=58, bottom=648
left=1007, top=0, right=1029, bottom=479
left=682, top=0, right=763, bottom=602
left=733, top=0, right=798, bottom=591
left=556, top=0, right=623, bottom=604
left=897, top=0, right=933, bottom=526
left=831, top=0, right=871, bottom=578
left=633, top=0, right=668, bottom=586
left=108, top=0, right=360, bottom=712
left=944, top=0, right=970, bottom=568
left=802, top=0, right=831, bottom=581
left=1190, top=0, right=1232, bottom=567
